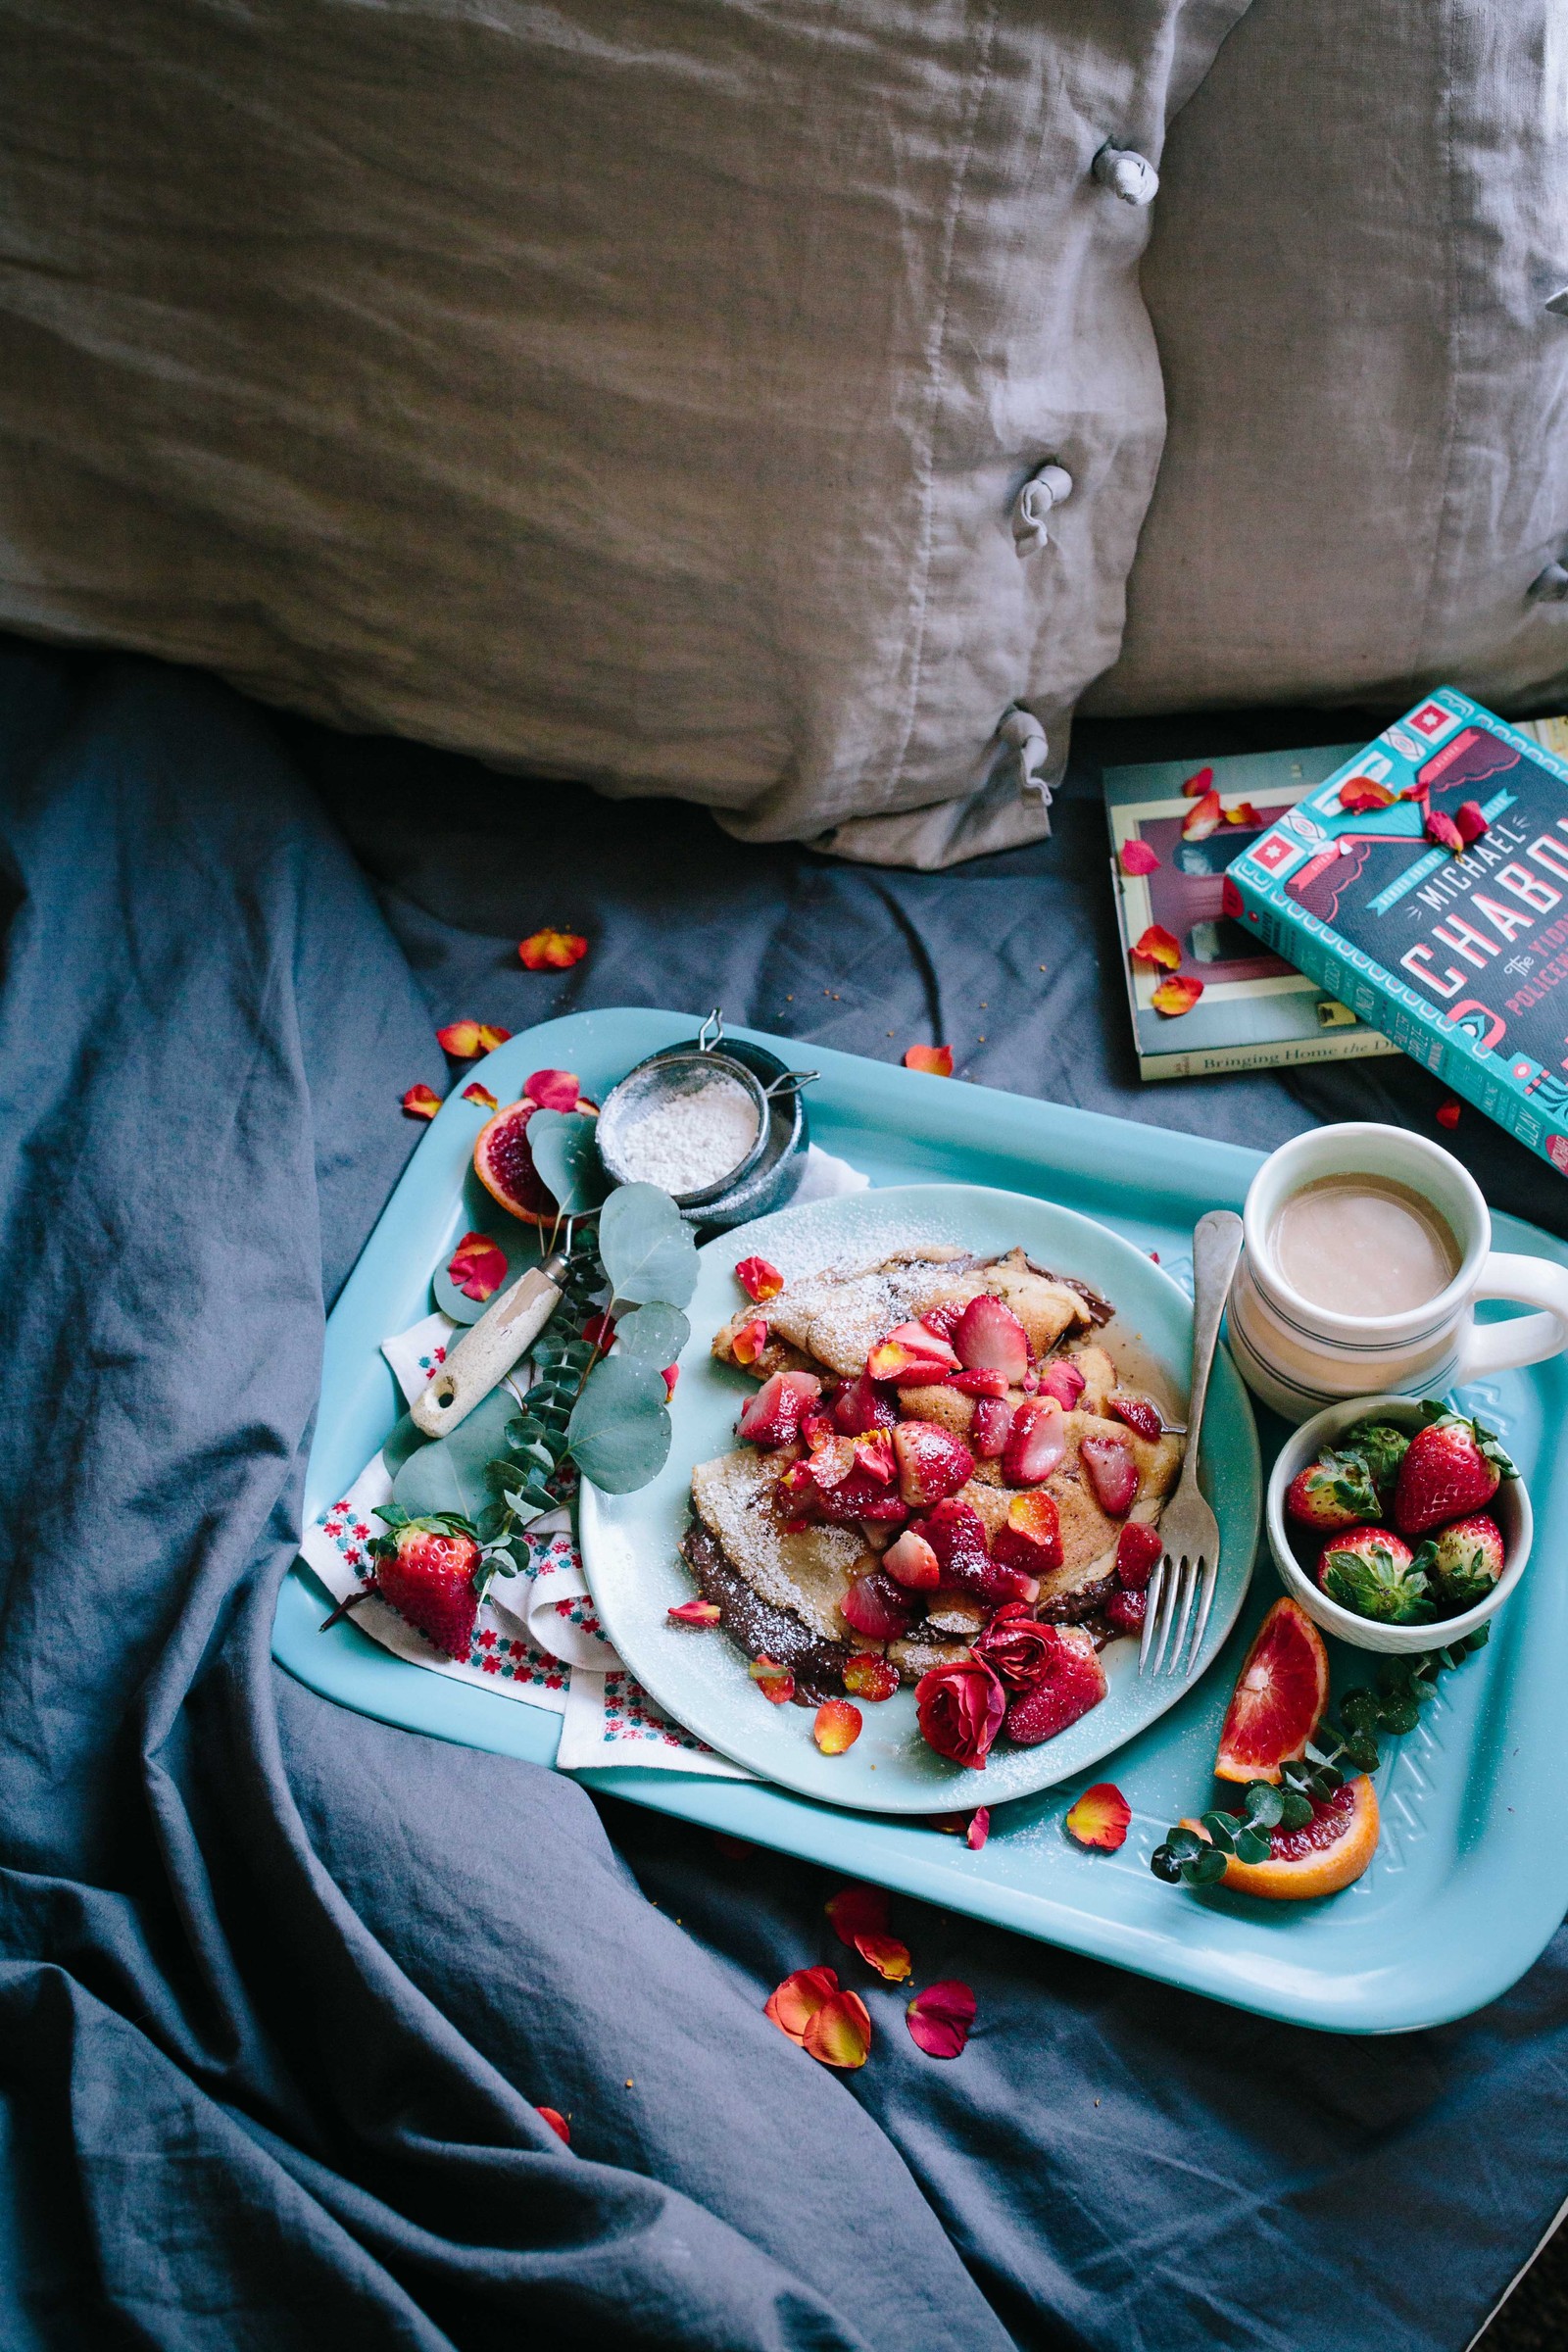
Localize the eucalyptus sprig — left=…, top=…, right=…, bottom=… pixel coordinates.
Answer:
left=472, top=1184, right=700, bottom=1569
left=1150, top=1626, right=1491, bottom=1888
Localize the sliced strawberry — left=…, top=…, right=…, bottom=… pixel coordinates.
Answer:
left=806, top=1434, right=859, bottom=1491
left=813, top=1470, right=909, bottom=1526
left=738, top=1369, right=820, bottom=1446
left=948, top=1366, right=1009, bottom=1397
left=1104, top=1589, right=1147, bottom=1637
left=970, top=1395, right=1014, bottom=1459
left=843, top=1652, right=900, bottom=1701
left=841, top=1570, right=917, bottom=1643
left=1035, top=1360, right=1087, bottom=1411
left=1002, top=1626, right=1106, bottom=1744
left=1002, top=1399, right=1067, bottom=1486
left=1107, top=1393, right=1162, bottom=1444
left=883, top=1528, right=943, bottom=1590
left=954, top=1295, right=1031, bottom=1385
left=1080, top=1434, right=1138, bottom=1516
left=866, top=1323, right=959, bottom=1383
left=1114, top=1520, right=1163, bottom=1591
left=919, top=1498, right=994, bottom=1592
left=992, top=1491, right=1063, bottom=1576
left=833, top=1373, right=900, bottom=1436
left=893, top=1421, right=975, bottom=1508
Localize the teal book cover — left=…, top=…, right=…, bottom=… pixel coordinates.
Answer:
left=1105, top=743, right=1402, bottom=1080
left=1227, top=690, right=1568, bottom=1179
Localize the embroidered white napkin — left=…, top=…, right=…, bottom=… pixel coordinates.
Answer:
left=298, top=1143, right=867, bottom=1774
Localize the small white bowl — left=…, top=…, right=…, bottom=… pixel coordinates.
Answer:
left=1266, top=1393, right=1533, bottom=1653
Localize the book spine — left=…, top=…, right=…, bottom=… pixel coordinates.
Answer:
left=1136, top=1029, right=1402, bottom=1082
left=1232, top=869, right=1567, bottom=1172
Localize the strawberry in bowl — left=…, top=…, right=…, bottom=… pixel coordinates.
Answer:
left=1266, top=1395, right=1531, bottom=1654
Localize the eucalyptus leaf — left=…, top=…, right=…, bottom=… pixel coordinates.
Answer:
left=1200, top=1811, right=1238, bottom=1853
left=1276, top=1788, right=1314, bottom=1832
left=391, top=1389, right=519, bottom=1523
left=1377, top=1698, right=1420, bottom=1738
left=1233, top=1827, right=1272, bottom=1865
left=1149, top=1845, right=1183, bottom=1885
left=1242, top=1783, right=1285, bottom=1830
left=596, top=1182, right=700, bottom=1309
left=611, top=1302, right=690, bottom=1367
left=1188, top=1847, right=1229, bottom=1887
left=1164, top=1826, right=1204, bottom=1864
left=526, top=1108, right=606, bottom=1220
left=381, top=1413, right=426, bottom=1477
left=566, top=1355, right=673, bottom=1493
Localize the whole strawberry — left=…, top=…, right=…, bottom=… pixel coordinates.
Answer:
left=370, top=1507, right=483, bottom=1659
left=1339, top=1418, right=1410, bottom=1510
left=1393, top=1408, right=1515, bottom=1538
left=1285, top=1446, right=1380, bottom=1533
left=1413, top=1512, right=1504, bottom=1614
left=1318, top=1525, right=1433, bottom=1625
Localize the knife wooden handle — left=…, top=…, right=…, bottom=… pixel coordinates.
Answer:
left=410, top=1259, right=564, bottom=1439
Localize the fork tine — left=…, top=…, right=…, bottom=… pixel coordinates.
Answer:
left=1138, top=1559, right=1165, bottom=1674
left=1166, top=1556, right=1200, bottom=1675
left=1146, top=1555, right=1181, bottom=1675
left=1185, top=1556, right=1220, bottom=1673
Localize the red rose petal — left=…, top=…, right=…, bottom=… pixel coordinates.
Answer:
left=1064, top=1782, right=1132, bottom=1851
left=1425, top=809, right=1464, bottom=853
left=436, top=1020, right=484, bottom=1057
left=402, top=1084, right=441, bottom=1120
left=462, top=1081, right=499, bottom=1112
left=518, top=928, right=589, bottom=971
left=1180, top=765, right=1214, bottom=799
left=1436, top=1099, right=1461, bottom=1130
left=474, top=1023, right=512, bottom=1052
left=914, top=1655, right=1006, bottom=1769
left=905, top=1044, right=955, bottom=1077
left=1129, top=924, right=1182, bottom=972
left=581, top=1312, right=617, bottom=1350
left=735, top=1254, right=785, bottom=1301
left=447, top=1230, right=509, bottom=1303
left=906, top=1980, right=977, bottom=2060
left=1152, top=973, right=1204, bottom=1017
left=1454, top=800, right=1490, bottom=846
left=765, top=1964, right=840, bottom=2044
left=662, top=1364, right=679, bottom=1398
left=749, top=1655, right=795, bottom=1704
left=965, top=1807, right=991, bottom=1852
left=1118, top=840, right=1161, bottom=875
left=667, top=1598, right=721, bottom=1626
left=826, top=1885, right=890, bottom=1947
left=1223, top=801, right=1262, bottom=827
left=854, top=1932, right=912, bottom=1984
left=1181, top=790, right=1223, bottom=843
left=525, top=1067, right=582, bottom=1110
left=813, top=1699, right=862, bottom=1754
left=1338, top=777, right=1396, bottom=813
left=535, top=2105, right=570, bottom=2143
left=731, top=1316, right=768, bottom=1367
left=802, top=1987, right=872, bottom=2070
left=843, top=1652, right=900, bottom=1701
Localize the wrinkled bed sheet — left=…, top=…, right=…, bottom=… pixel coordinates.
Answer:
left=2, top=637, right=1564, bottom=2352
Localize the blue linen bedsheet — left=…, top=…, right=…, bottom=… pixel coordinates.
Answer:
left=1, top=635, right=1563, bottom=2351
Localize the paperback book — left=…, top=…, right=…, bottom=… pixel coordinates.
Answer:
left=1227, top=690, right=1568, bottom=1180
left=1105, top=744, right=1402, bottom=1079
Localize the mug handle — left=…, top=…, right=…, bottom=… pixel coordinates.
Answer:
left=1455, top=1251, right=1568, bottom=1382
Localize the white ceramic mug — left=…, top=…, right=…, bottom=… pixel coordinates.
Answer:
left=1228, top=1122, right=1568, bottom=1420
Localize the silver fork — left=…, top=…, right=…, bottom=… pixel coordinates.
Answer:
left=1140, top=1209, right=1246, bottom=1678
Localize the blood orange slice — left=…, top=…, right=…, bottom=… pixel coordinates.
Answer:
left=1183, top=1776, right=1379, bottom=1900
left=473, top=1090, right=597, bottom=1225
left=1213, top=1596, right=1329, bottom=1785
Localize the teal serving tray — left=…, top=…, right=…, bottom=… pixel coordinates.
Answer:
left=274, top=1009, right=1568, bottom=2033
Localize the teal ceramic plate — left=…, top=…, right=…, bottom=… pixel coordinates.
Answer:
left=577, top=1184, right=1260, bottom=1812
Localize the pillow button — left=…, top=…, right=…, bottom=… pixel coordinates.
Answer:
left=1011, top=464, right=1074, bottom=558
left=1092, top=144, right=1159, bottom=205
left=1528, top=561, right=1568, bottom=603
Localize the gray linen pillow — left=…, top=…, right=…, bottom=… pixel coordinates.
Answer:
left=1087, top=0, right=1568, bottom=723
left=0, top=0, right=1245, bottom=865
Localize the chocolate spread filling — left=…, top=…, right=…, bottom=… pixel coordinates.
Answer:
left=680, top=1520, right=849, bottom=1704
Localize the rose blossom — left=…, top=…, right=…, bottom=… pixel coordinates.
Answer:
left=914, top=1655, right=1006, bottom=1770
left=972, top=1603, right=1058, bottom=1692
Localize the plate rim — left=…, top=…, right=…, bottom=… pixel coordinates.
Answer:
left=577, top=1178, right=1261, bottom=1813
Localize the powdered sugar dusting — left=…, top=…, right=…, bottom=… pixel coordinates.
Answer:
left=615, top=1073, right=760, bottom=1196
